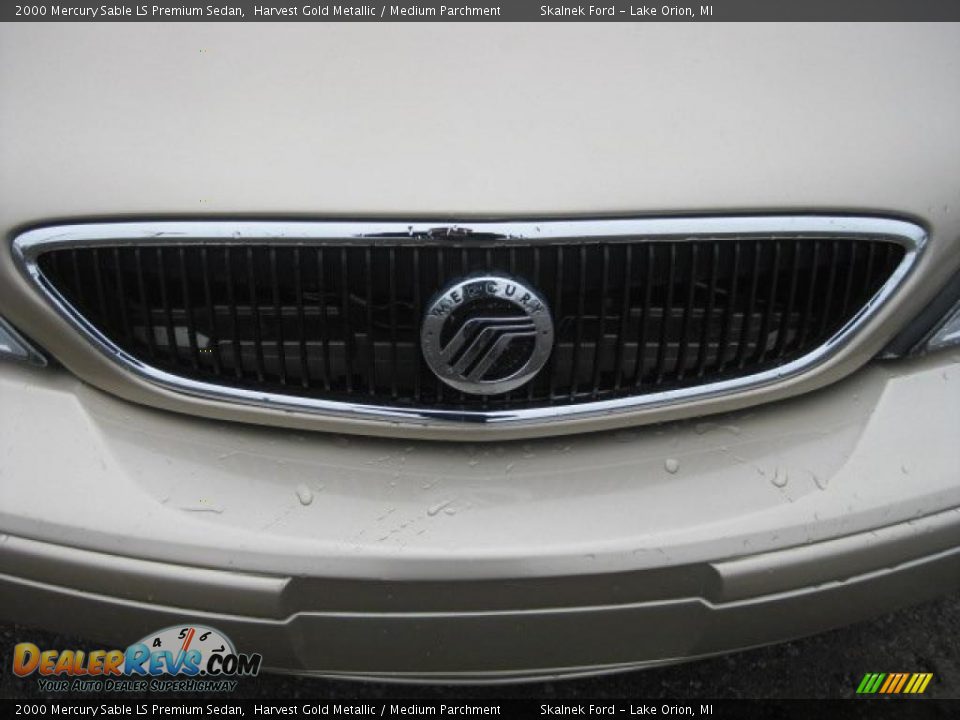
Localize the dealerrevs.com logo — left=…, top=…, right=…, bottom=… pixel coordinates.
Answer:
left=13, top=625, right=262, bottom=693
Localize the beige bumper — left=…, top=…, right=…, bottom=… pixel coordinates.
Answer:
left=0, top=353, right=958, bottom=678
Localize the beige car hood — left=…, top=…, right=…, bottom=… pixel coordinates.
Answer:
left=1, top=23, right=958, bottom=439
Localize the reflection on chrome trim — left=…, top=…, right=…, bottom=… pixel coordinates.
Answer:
left=12, top=217, right=926, bottom=429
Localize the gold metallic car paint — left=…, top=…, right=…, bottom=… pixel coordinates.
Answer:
left=2, top=24, right=960, bottom=439
left=1, top=355, right=957, bottom=579
left=1, top=22, right=960, bottom=677
left=0, top=354, right=959, bottom=676
left=1, top=520, right=957, bottom=679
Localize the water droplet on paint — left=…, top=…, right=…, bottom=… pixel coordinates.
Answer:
left=771, top=469, right=789, bottom=488
left=428, top=500, right=452, bottom=517
left=296, top=484, right=314, bottom=505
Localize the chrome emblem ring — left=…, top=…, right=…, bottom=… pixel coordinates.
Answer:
left=421, top=274, right=554, bottom=395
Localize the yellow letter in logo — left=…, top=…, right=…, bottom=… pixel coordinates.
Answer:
left=12, top=643, right=40, bottom=677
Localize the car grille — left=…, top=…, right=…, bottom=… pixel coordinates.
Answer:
left=34, top=234, right=904, bottom=411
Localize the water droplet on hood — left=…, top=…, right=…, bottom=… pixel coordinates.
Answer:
left=771, top=469, right=789, bottom=488
left=296, top=484, right=314, bottom=506
left=427, top=500, right=452, bottom=517
left=179, top=503, right=224, bottom=514
left=811, top=471, right=828, bottom=490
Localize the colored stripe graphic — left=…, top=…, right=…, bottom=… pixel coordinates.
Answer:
left=878, top=674, right=896, bottom=693
left=892, top=673, right=910, bottom=693
left=857, top=673, right=885, bottom=694
left=856, top=672, right=933, bottom=694
left=904, top=674, right=920, bottom=693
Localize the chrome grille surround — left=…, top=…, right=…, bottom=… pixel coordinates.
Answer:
left=11, top=217, right=925, bottom=435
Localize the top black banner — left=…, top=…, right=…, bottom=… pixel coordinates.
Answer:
left=5, top=0, right=960, bottom=22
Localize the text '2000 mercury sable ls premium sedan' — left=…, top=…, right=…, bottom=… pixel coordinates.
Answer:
left=0, top=23, right=959, bottom=681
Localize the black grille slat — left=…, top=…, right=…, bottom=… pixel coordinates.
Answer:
left=818, top=240, right=841, bottom=340
left=338, top=247, right=354, bottom=394
left=634, top=243, right=655, bottom=389
left=388, top=247, right=399, bottom=400
left=589, top=245, right=610, bottom=399
left=315, top=248, right=332, bottom=392
left=569, top=245, right=588, bottom=400
left=155, top=247, right=179, bottom=365
left=134, top=247, right=157, bottom=360
left=527, top=246, right=543, bottom=402
left=736, top=241, right=762, bottom=370
left=548, top=245, right=564, bottom=399
left=676, top=243, right=698, bottom=380
left=364, top=246, right=376, bottom=396
left=114, top=248, right=131, bottom=343
left=199, top=248, right=223, bottom=377
left=613, top=244, right=633, bottom=391
left=884, top=243, right=900, bottom=285
left=840, top=242, right=858, bottom=319
left=37, top=235, right=904, bottom=412
left=91, top=248, right=109, bottom=335
left=457, top=248, right=470, bottom=405
left=245, top=247, right=266, bottom=382
left=411, top=246, right=423, bottom=402
left=114, top=249, right=133, bottom=345
left=178, top=247, right=200, bottom=371
left=774, top=240, right=801, bottom=361
left=268, top=248, right=287, bottom=386
left=292, top=247, right=309, bottom=388
left=755, top=241, right=780, bottom=366
left=716, top=241, right=740, bottom=373
left=223, top=248, right=243, bottom=379
left=70, top=250, right=86, bottom=312
left=696, top=242, right=720, bottom=377
left=798, top=240, right=820, bottom=349
left=655, top=245, right=677, bottom=384
left=861, top=242, right=877, bottom=304
left=433, top=247, right=446, bottom=404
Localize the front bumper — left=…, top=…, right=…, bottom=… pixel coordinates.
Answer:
left=1, top=353, right=958, bottom=680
